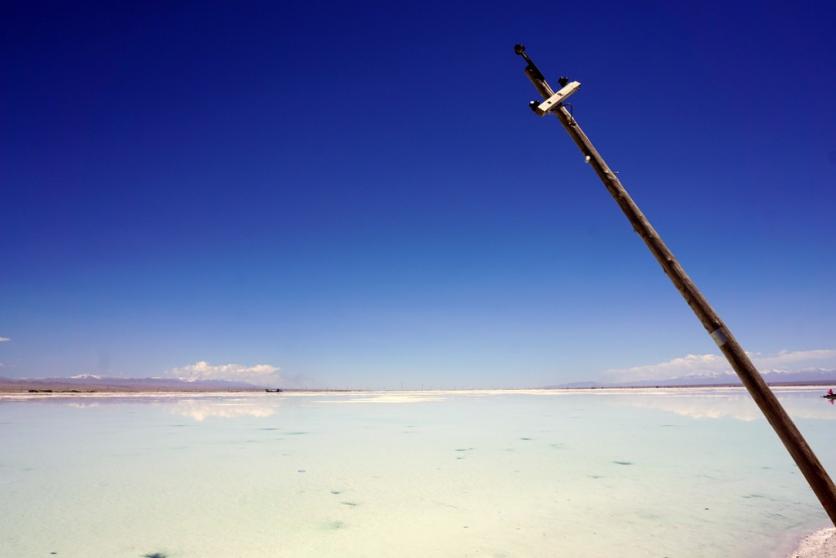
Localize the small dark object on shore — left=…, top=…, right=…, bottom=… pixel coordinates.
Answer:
left=265, top=388, right=283, bottom=393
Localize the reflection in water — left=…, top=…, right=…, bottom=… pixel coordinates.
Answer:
left=618, top=389, right=836, bottom=421
left=170, top=398, right=280, bottom=421
left=66, top=402, right=101, bottom=409
left=316, top=394, right=445, bottom=404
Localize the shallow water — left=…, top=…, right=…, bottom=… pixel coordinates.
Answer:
left=1, top=387, right=834, bottom=557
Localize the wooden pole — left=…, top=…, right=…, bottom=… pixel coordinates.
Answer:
left=514, top=44, right=836, bottom=526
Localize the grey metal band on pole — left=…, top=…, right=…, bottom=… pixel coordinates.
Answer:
left=515, top=44, right=836, bottom=526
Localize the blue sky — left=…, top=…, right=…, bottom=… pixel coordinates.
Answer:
left=2, top=1, right=835, bottom=388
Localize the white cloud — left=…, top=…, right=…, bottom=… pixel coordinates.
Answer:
left=170, top=360, right=280, bottom=385
left=607, top=348, right=836, bottom=382
left=755, top=349, right=836, bottom=371
left=0, top=337, right=9, bottom=342
left=607, top=353, right=728, bottom=382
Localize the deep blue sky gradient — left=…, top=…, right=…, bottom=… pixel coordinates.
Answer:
left=2, top=1, right=835, bottom=387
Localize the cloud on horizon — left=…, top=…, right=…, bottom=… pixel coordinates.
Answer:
left=607, top=349, right=836, bottom=382
left=0, top=337, right=10, bottom=342
left=170, top=360, right=280, bottom=385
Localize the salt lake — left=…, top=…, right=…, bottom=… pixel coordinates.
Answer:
left=1, top=387, right=833, bottom=557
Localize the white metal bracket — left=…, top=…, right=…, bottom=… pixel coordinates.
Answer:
left=530, top=81, right=581, bottom=116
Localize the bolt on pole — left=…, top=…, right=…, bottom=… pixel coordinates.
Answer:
left=514, top=43, right=836, bottom=526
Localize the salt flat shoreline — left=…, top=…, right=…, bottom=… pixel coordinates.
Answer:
left=1, top=384, right=833, bottom=398
left=789, top=527, right=836, bottom=558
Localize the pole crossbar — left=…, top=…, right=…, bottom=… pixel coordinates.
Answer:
left=514, top=43, right=836, bottom=526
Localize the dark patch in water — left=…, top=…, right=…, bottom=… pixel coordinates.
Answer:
left=259, top=427, right=281, bottom=431
left=742, top=493, right=765, bottom=499
left=287, top=431, right=307, bottom=436
left=612, top=460, right=633, bottom=466
left=341, top=501, right=358, bottom=507
left=298, top=469, right=306, bottom=473
left=455, top=448, right=474, bottom=452
left=519, top=437, right=532, bottom=441
left=588, top=475, right=604, bottom=479
left=143, top=553, right=167, bottom=558
left=330, top=490, right=342, bottom=495
left=323, top=520, right=345, bottom=530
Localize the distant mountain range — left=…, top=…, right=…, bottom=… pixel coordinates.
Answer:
left=0, top=376, right=268, bottom=393
left=554, top=368, right=836, bottom=389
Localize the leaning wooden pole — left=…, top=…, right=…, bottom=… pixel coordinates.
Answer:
left=514, top=44, right=836, bottom=526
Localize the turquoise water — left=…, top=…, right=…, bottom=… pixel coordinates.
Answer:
left=1, top=388, right=833, bottom=557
